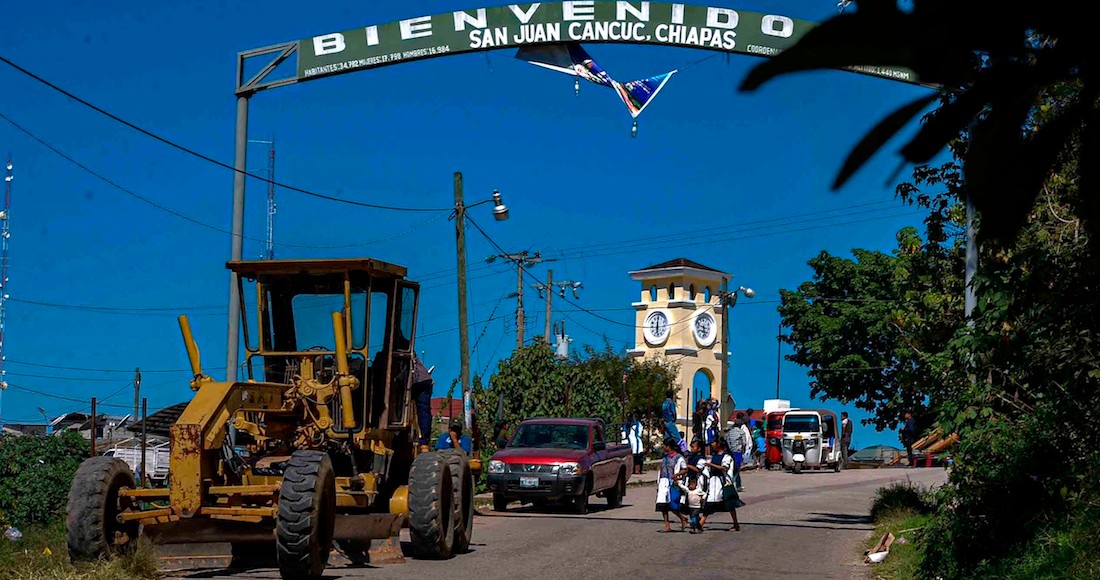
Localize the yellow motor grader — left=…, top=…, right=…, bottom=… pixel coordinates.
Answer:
left=65, top=258, right=476, bottom=579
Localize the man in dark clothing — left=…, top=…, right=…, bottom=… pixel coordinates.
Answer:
left=899, top=412, right=917, bottom=467
left=841, top=411, right=853, bottom=468
left=411, top=355, right=435, bottom=449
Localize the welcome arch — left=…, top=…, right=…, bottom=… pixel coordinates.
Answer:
left=224, top=1, right=926, bottom=376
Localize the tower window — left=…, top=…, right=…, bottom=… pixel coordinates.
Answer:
left=689, top=284, right=696, bottom=301
left=650, top=285, right=658, bottom=302
left=668, top=283, right=676, bottom=300
left=704, top=287, right=712, bottom=303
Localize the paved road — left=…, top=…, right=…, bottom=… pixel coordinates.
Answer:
left=166, top=467, right=946, bottom=580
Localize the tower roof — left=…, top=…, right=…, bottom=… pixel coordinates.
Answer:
left=629, top=257, right=729, bottom=282
left=638, top=258, right=723, bottom=273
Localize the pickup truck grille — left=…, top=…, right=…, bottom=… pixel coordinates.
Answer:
left=508, top=463, right=557, bottom=474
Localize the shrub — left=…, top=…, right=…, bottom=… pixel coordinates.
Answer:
left=870, top=481, right=934, bottom=522
left=0, top=431, right=89, bottom=527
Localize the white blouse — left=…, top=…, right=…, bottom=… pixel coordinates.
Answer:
left=655, top=455, right=687, bottom=503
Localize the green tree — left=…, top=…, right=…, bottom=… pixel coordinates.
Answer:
left=471, top=342, right=679, bottom=455
left=779, top=195, right=965, bottom=430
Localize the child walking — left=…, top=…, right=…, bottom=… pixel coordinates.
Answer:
left=677, top=475, right=708, bottom=533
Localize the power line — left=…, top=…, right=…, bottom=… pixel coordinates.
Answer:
left=5, top=360, right=190, bottom=374
left=0, top=56, right=452, bottom=213
left=548, top=200, right=898, bottom=256
left=3, top=372, right=138, bottom=383
left=0, top=112, right=446, bottom=249
left=551, top=206, right=920, bottom=261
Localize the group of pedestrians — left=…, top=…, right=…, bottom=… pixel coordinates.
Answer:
left=654, top=434, right=746, bottom=534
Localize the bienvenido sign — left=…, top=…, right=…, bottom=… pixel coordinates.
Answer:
left=295, top=2, right=919, bottom=85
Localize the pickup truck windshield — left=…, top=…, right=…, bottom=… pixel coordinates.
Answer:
left=509, top=424, right=590, bottom=450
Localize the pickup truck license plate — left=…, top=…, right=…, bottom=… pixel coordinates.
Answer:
left=520, top=476, right=539, bottom=488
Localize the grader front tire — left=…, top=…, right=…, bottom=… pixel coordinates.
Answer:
left=438, top=449, right=474, bottom=554
left=408, top=452, right=455, bottom=559
left=276, top=450, right=336, bottom=580
left=65, top=457, right=139, bottom=562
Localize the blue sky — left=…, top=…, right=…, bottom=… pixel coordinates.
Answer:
left=0, top=1, right=948, bottom=449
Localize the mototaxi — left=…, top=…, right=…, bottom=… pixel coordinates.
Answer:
left=781, top=409, right=842, bottom=473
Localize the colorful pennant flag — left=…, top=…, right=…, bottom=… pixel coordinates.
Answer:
left=515, top=43, right=676, bottom=134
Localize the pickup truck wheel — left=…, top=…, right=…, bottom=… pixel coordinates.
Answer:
left=408, top=452, right=455, bottom=559
left=438, top=449, right=474, bottom=554
left=66, top=457, right=139, bottom=562
left=493, top=493, right=508, bottom=512
left=276, top=450, right=336, bottom=580
left=573, top=492, right=589, bottom=515
left=606, top=472, right=625, bottom=509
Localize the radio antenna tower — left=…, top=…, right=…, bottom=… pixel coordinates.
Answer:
left=0, top=156, right=12, bottom=428
left=264, top=139, right=275, bottom=260
left=248, top=138, right=276, bottom=260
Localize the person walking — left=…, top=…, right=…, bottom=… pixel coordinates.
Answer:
left=662, top=393, right=679, bottom=443
left=753, top=425, right=767, bottom=469
left=840, top=411, right=854, bottom=468
left=702, top=439, right=734, bottom=532
left=725, top=416, right=748, bottom=491
left=655, top=437, right=688, bottom=533
left=623, top=412, right=645, bottom=474
left=677, top=475, right=707, bottom=533
left=899, top=411, right=917, bottom=467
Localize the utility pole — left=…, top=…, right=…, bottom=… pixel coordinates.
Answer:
left=717, top=282, right=754, bottom=421
left=535, top=274, right=583, bottom=344
left=453, top=178, right=511, bottom=431
left=543, top=270, right=553, bottom=342
left=0, top=156, right=12, bottom=430
left=134, top=368, right=141, bottom=426
left=488, top=251, right=545, bottom=348
left=775, top=321, right=782, bottom=399
left=454, top=173, right=471, bottom=431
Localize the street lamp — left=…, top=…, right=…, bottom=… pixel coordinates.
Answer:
left=453, top=173, right=509, bottom=432
left=718, top=284, right=754, bottom=423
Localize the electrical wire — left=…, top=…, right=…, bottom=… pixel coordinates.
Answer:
left=3, top=372, right=138, bottom=383
left=547, top=200, right=897, bottom=256
left=0, top=112, right=446, bottom=249
left=5, top=360, right=191, bottom=374
left=0, top=56, right=452, bottom=213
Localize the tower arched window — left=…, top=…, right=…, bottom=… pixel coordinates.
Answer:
left=650, top=285, right=658, bottom=302
left=689, top=284, right=696, bottom=301
left=668, top=283, right=676, bottom=300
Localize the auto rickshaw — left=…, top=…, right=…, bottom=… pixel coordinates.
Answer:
left=781, top=409, right=842, bottom=473
left=764, top=410, right=789, bottom=469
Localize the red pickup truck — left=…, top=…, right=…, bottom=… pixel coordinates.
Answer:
left=486, top=418, right=633, bottom=514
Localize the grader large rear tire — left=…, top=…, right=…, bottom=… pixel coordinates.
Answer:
left=66, top=457, right=139, bottom=562
left=408, top=452, right=455, bottom=559
left=438, top=449, right=474, bottom=554
left=276, top=450, right=336, bottom=580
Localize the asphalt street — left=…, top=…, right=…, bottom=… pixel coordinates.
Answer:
left=167, top=467, right=947, bottom=580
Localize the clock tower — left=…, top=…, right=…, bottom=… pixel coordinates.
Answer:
left=628, top=258, right=731, bottom=443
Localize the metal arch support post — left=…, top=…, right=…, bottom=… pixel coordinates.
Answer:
left=226, top=95, right=249, bottom=381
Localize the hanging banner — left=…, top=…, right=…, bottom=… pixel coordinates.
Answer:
left=516, top=43, right=676, bottom=119
left=295, top=2, right=919, bottom=85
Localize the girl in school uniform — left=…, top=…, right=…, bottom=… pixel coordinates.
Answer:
left=700, top=438, right=734, bottom=530
left=655, top=437, right=688, bottom=533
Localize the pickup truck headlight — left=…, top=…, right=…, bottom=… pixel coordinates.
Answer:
left=488, top=460, right=506, bottom=474
left=557, top=462, right=582, bottom=476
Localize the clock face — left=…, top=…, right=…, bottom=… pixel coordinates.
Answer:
left=643, top=310, right=671, bottom=345
left=693, top=311, right=718, bottom=347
